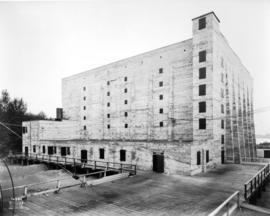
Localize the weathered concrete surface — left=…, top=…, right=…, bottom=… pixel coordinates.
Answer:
left=7, top=164, right=262, bottom=216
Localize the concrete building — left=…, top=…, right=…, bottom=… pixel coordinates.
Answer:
left=22, top=12, right=256, bottom=175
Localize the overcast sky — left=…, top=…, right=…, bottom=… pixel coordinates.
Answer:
left=0, top=0, right=270, bottom=135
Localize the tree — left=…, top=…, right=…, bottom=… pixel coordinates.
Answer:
left=0, top=90, right=47, bottom=157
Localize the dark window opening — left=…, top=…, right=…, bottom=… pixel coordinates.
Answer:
left=67, top=147, right=70, bottom=155
left=264, top=150, right=270, bottom=158
left=83, top=96, right=86, bottom=100
left=107, top=124, right=110, bottom=129
left=120, top=149, right=126, bottom=161
left=83, top=86, right=86, bottom=91
left=221, top=119, right=224, bottom=129
left=107, top=81, right=110, bottom=85
left=125, top=112, right=128, bottom=117
left=221, top=135, right=225, bottom=144
left=99, top=148, right=105, bottom=159
left=199, top=101, right=206, bottom=113
left=197, top=151, right=201, bottom=165
left=199, top=67, right=206, bottom=79
left=42, top=146, right=46, bottom=154
left=159, top=121, right=163, bottom=127
left=83, top=116, right=86, bottom=120
left=22, top=126, right=28, bottom=134
left=199, top=50, right=206, bottom=62
left=198, top=17, right=206, bottom=30
left=199, top=84, right=206, bottom=96
left=206, top=150, right=209, bottom=163
left=125, top=123, right=128, bottom=128
left=33, top=145, right=36, bottom=153
left=159, top=81, right=163, bottom=87
left=107, top=113, right=110, bottom=118
left=199, top=118, right=206, bottom=129
left=124, top=88, right=128, bottom=93
left=107, top=102, right=110, bottom=107
left=83, top=125, right=86, bottom=130
left=221, top=104, right=224, bottom=113
left=124, top=100, right=128, bottom=105
left=159, top=108, right=163, bottom=114
left=107, top=92, right=110, bottom=96
left=159, top=95, right=163, bottom=100
left=53, top=146, right=57, bottom=154
left=124, top=77, right=128, bottom=82
left=159, top=68, right=163, bottom=74
left=48, top=146, right=54, bottom=155
left=83, top=106, right=86, bottom=110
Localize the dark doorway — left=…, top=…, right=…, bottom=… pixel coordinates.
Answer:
left=48, top=146, right=54, bottom=155
left=221, top=150, right=225, bottom=164
left=61, top=147, right=67, bottom=156
left=25, top=146, right=28, bottom=156
left=120, top=149, right=126, bottom=162
left=153, top=152, right=164, bottom=173
left=264, top=150, right=270, bottom=158
left=81, top=150, right=88, bottom=163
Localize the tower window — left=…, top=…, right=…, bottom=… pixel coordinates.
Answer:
left=159, top=108, right=163, bottom=114
left=199, top=101, right=206, bottom=113
left=221, top=89, right=224, bottom=98
left=199, top=84, right=206, bottom=96
left=22, top=126, right=28, bottom=134
left=107, top=81, right=110, bottom=85
left=125, top=112, right=128, bottom=117
left=221, top=104, right=224, bottom=114
left=83, top=86, right=86, bottom=91
left=199, top=118, right=206, bottom=129
left=83, top=96, right=86, bottom=101
left=125, top=123, right=128, bottom=128
left=197, top=151, right=201, bottom=165
left=198, top=17, right=206, bottom=30
left=43, top=146, right=46, bottom=154
left=159, top=81, right=163, bottom=87
left=124, top=100, right=128, bottom=105
left=107, top=114, right=110, bottom=118
left=33, top=145, right=36, bottom=153
left=83, top=125, right=86, bottom=130
left=221, top=119, right=224, bottom=129
left=221, top=135, right=225, bottom=144
left=107, top=102, right=110, bottom=107
left=120, top=149, right=126, bottom=161
left=107, top=92, right=110, bottom=96
left=83, top=106, right=86, bottom=110
left=206, top=150, right=209, bottom=163
left=124, top=77, right=128, bottom=82
left=159, top=95, right=163, bottom=100
left=199, top=50, right=206, bottom=62
left=99, top=148, right=105, bottom=159
left=124, top=88, right=128, bottom=93
left=107, top=124, right=110, bottom=129
left=159, top=121, right=163, bottom=127
left=159, top=68, right=163, bottom=74
left=83, top=116, right=86, bottom=120
left=199, top=67, right=206, bottom=79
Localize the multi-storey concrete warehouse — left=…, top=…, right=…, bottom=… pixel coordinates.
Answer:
left=22, top=12, right=256, bottom=175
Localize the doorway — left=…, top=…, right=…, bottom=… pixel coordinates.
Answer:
left=25, top=146, right=29, bottom=157
left=81, top=150, right=88, bottom=163
left=153, top=152, right=164, bottom=173
left=221, top=150, right=225, bottom=164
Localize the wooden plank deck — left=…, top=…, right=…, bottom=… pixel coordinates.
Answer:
left=3, top=164, right=264, bottom=216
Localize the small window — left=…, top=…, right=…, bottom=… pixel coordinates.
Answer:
left=83, top=116, right=86, bottom=120
left=159, top=68, right=163, bottom=74
left=221, top=119, right=224, bottom=129
left=83, top=106, right=86, bottom=110
left=124, top=100, right=128, bottom=105
left=221, top=135, right=224, bottom=144
left=199, top=50, right=206, bottom=62
left=43, top=146, right=46, bottom=154
left=107, top=92, right=110, bottom=96
left=199, top=101, right=206, bottom=113
left=124, top=112, right=128, bottom=117
left=33, top=145, right=36, bottom=153
left=124, top=77, right=128, bottom=82
left=67, top=147, right=70, bottom=155
left=125, top=123, right=128, bottom=128
left=120, top=149, right=126, bottom=161
left=159, top=108, right=163, bottom=114
left=107, top=124, right=110, bottom=129
left=159, top=81, right=163, bottom=87
left=199, top=67, right=206, bottom=79
left=83, top=96, right=86, bottom=101
left=22, top=126, right=28, bottom=134
left=107, top=81, right=110, bottom=85
left=159, top=95, right=163, bottom=100
left=83, top=86, right=86, bottom=91
left=159, top=121, right=163, bottom=127
left=197, top=151, right=201, bottom=165
left=199, top=84, right=206, bottom=96
left=83, top=125, right=87, bottom=130
left=206, top=150, right=209, bottom=163
left=221, top=89, right=224, bottom=98
left=107, top=102, right=110, bottom=107
left=53, top=146, right=57, bottom=154
left=124, top=88, right=128, bottom=93
left=107, top=113, right=110, bottom=118
left=221, top=73, right=224, bottom=83
left=99, top=148, right=105, bottom=159
left=199, top=118, right=206, bottom=129
left=221, top=104, right=224, bottom=114
left=198, top=17, right=206, bottom=30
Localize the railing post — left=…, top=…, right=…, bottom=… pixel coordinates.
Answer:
left=94, top=161, right=96, bottom=170
left=237, top=192, right=240, bottom=208
left=24, top=186, right=28, bottom=199
left=120, top=163, right=123, bottom=173
left=226, top=202, right=229, bottom=216
left=244, top=184, right=247, bottom=200
left=57, top=156, right=59, bottom=164
left=55, top=180, right=60, bottom=193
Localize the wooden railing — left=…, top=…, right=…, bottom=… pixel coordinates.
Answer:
left=208, top=191, right=240, bottom=216
left=8, top=153, right=137, bottom=175
left=244, top=163, right=270, bottom=202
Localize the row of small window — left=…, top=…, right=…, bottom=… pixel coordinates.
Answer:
left=199, top=102, right=225, bottom=114
left=198, top=119, right=224, bottom=129
left=106, top=121, right=164, bottom=129
left=32, top=145, right=70, bottom=156
left=22, top=126, right=28, bottom=134
left=196, top=149, right=209, bottom=165
left=99, top=149, right=126, bottom=161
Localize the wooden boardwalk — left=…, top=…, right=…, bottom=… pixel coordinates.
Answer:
left=4, top=164, right=264, bottom=216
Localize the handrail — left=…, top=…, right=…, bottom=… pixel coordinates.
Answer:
left=208, top=191, right=240, bottom=216
left=244, top=163, right=268, bottom=185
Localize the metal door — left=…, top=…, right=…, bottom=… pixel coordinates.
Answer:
left=81, top=150, right=88, bottom=163
left=153, top=152, right=164, bottom=173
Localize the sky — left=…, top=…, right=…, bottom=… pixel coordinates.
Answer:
left=0, top=0, right=270, bottom=136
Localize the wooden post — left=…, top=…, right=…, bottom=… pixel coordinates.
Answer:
left=24, top=186, right=28, bottom=199
left=120, top=163, right=123, bottom=173
left=237, top=192, right=240, bottom=208
left=244, top=184, right=247, bottom=200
